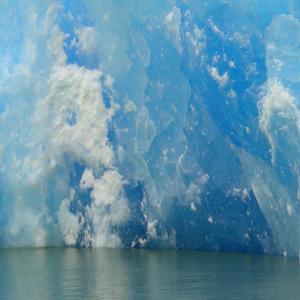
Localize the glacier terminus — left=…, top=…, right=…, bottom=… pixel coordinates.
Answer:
left=1, top=0, right=300, bottom=257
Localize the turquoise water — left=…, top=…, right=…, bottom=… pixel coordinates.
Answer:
left=0, top=249, right=300, bottom=300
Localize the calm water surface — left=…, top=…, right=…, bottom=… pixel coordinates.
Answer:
left=0, top=248, right=300, bottom=299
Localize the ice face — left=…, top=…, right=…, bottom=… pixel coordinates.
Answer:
left=1, top=0, right=300, bottom=256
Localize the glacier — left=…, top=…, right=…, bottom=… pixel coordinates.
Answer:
left=1, top=0, right=300, bottom=256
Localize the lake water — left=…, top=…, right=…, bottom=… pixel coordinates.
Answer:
left=0, top=248, right=300, bottom=299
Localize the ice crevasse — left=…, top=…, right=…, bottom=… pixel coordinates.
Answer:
left=1, top=0, right=300, bottom=256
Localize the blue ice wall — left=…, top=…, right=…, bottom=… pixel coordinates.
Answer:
left=1, top=0, right=300, bottom=256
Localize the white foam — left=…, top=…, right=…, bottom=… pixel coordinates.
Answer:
left=258, top=80, right=300, bottom=164
left=80, top=168, right=95, bottom=190
left=91, top=170, right=129, bottom=247
left=58, top=193, right=81, bottom=246
left=209, top=66, right=228, bottom=87
left=74, top=26, right=96, bottom=54
left=165, top=7, right=181, bottom=50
